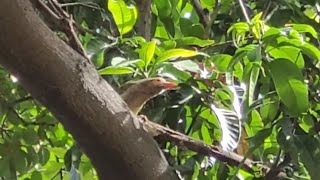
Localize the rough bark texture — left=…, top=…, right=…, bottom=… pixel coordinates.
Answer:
left=0, top=1, right=178, bottom=180
left=135, top=0, right=152, bottom=40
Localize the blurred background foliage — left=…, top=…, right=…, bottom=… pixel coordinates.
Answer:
left=1, top=0, right=320, bottom=179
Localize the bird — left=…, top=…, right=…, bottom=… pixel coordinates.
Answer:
left=121, top=77, right=242, bottom=165
left=120, top=77, right=177, bottom=115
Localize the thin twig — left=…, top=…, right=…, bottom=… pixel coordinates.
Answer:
left=264, top=4, right=279, bottom=22
left=238, top=0, right=250, bottom=23
left=60, top=2, right=101, bottom=10
left=35, top=0, right=91, bottom=62
left=190, top=0, right=209, bottom=27
left=262, top=1, right=272, bottom=20
left=205, top=0, right=221, bottom=38
left=200, top=36, right=254, bottom=52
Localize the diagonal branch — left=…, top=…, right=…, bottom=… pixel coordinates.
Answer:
left=140, top=117, right=288, bottom=179
left=190, top=0, right=209, bottom=27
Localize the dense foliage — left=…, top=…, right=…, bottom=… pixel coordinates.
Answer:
left=1, top=0, right=320, bottom=179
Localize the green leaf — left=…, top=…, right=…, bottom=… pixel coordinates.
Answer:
left=172, top=60, right=200, bottom=73
left=154, top=0, right=172, bottom=19
left=260, top=95, right=280, bottom=123
left=248, top=128, right=273, bottom=150
left=92, top=49, right=105, bottom=68
left=155, top=25, right=170, bottom=39
left=277, top=133, right=298, bottom=163
left=176, top=37, right=214, bottom=47
left=111, top=57, right=142, bottom=67
left=64, top=148, right=72, bottom=171
left=23, top=127, right=39, bottom=145
left=267, top=46, right=304, bottom=68
left=31, top=171, right=42, bottom=180
left=299, top=115, right=314, bottom=133
left=156, top=49, right=206, bottom=63
left=161, top=17, right=175, bottom=37
left=13, top=149, right=29, bottom=173
left=210, top=54, right=232, bottom=72
left=227, top=22, right=250, bottom=34
left=248, top=63, right=261, bottom=106
left=300, top=43, right=320, bottom=68
left=25, top=146, right=38, bottom=168
left=268, top=59, right=308, bottom=116
left=246, top=44, right=262, bottom=62
left=263, top=27, right=281, bottom=40
left=191, top=162, right=200, bottom=180
left=291, top=24, right=318, bottom=39
left=201, top=124, right=212, bottom=144
left=156, top=63, right=191, bottom=81
left=7, top=109, right=21, bottom=125
left=38, top=146, right=50, bottom=165
left=42, top=161, right=64, bottom=179
left=246, top=110, right=263, bottom=136
left=139, top=40, right=156, bottom=66
left=108, top=0, right=138, bottom=35
left=160, top=40, right=177, bottom=50
left=180, top=18, right=205, bottom=38
left=297, top=136, right=320, bottom=180
left=98, top=66, right=135, bottom=75
left=228, top=45, right=251, bottom=72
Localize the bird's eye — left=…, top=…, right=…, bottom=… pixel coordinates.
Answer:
left=154, top=78, right=162, bottom=83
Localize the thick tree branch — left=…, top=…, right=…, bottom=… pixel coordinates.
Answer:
left=135, top=0, right=152, bottom=40
left=0, top=0, right=178, bottom=179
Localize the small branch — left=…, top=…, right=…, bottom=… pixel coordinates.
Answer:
left=60, top=2, right=101, bottom=10
left=190, top=0, right=209, bottom=27
left=261, top=1, right=272, bottom=20
left=201, top=36, right=254, bottom=52
left=238, top=0, right=250, bottom=23
left=264, top=4, right=279, bottom=22
left=139, top=117, right=288, bottom=178
left=34, top=0, right=91, bottom=62
left=205, top=0, right=220, bottom=38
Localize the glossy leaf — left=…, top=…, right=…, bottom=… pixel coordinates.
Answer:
left=268, top=59, right=308, bottom=116
left=98, top=66, right=135, bottom=75
left=291, top=24, right=318, bottom=39
left=176, top=37, right=215, bottom=47
left=139, top=40, right=156, bottom=66
left=248, top=63, right=261, bottom=106
left=210, top=54, right=232, bottom=72
left=154, top=0, right=172, bottom=18
left=156, top=49, right=206, bottom=63
left=268, top=46, right=304, bottom=68
left=108, top=0, right=138, bottom=35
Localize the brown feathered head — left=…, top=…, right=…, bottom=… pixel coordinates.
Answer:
left=121, top=77, right=177, bottom=114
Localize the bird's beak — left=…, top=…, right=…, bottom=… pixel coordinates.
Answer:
left=161, top=81, right=178, bottom=89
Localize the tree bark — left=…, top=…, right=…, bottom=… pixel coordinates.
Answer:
left=0, top=1, right=178, bottom=180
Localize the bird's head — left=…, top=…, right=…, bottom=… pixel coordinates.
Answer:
left=121, top=77, right=177, bottom=97
left=141, top=77, right=177, bottom=94
left=120, top=77, right=178, bottom=114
